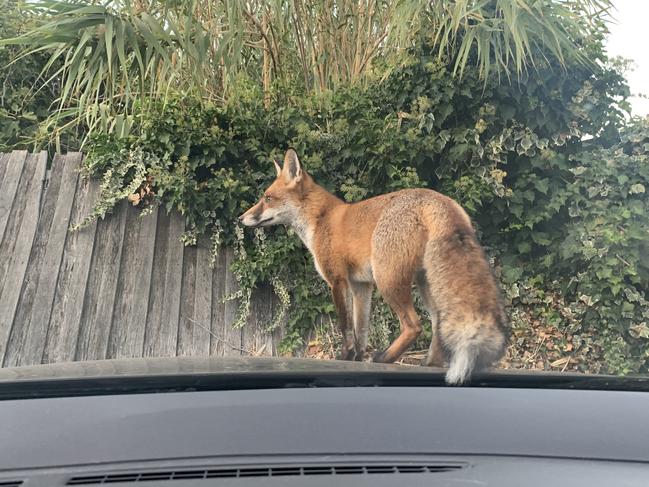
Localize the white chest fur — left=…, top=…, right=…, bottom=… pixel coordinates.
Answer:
left=290, top=216, right=326, bottom=281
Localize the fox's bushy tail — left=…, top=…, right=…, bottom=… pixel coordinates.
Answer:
left=446, top=341, right=479, bottom=385
left=422, top=229, right=508, bottom=385
left=444, top=330, right=505, bottom=385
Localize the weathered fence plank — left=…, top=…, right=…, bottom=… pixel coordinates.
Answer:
left=143, top=210, right=184, bottom=357
left=75, top=202, right=128, bottom=361
left=4, top=151, right=67, bottom=366
left=107, top=205, right=158, bottom=359
left=177, top=244, right=197, bottom=356
left=221, top=247, right=244, bottom=356
left=243, top=285, right=275, bottom=356
left=178, top=237, right=212, bottom=356
left=0, top=150, right=28, bottom=244
left=0, top=152, right=46, bottom=363
left=0, top=151, right=30, bottom=287
left=0, top=151, right=290, bottom=366
left=193, top=238, right=213, bottom=355
left=0, top=153, right=8, bottom=189
left=43, top=158, right=100, bottom=364
left=209, top=249, right=227, bottom=356
left=19, top=153, right=80, bottom=365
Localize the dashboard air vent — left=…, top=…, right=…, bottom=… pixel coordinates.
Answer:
left=67, top=463, right=464, bottom=484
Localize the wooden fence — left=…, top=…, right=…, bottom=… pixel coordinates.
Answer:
left=0, top=151, right=284, bottom=367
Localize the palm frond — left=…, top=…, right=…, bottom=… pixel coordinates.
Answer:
left=430, top=0, right=613, bottom=80
left=0, top=0, right=613, bottom=146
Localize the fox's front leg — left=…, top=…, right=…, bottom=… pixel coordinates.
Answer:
left=351, top=282, right=373, bottom=361
left=331, top=281, right=355, bottom=360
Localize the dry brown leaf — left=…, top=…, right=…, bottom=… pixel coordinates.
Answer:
left=127, top=193, right=140, bottom=205
left=550, top=357, right=570, bottom=367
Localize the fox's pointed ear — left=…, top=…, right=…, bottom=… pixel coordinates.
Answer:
left=282, top=149, right=302, bottom=183
left=273, top=159, right=281, bottom=177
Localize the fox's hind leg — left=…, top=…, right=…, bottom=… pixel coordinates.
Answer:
left=425, top=335, right=445, bottom=367
left=370, top=200, right=426, bottom=364
left=416, top=271, right=446, bottom=367
left=372, top=286, right=422, bottom=363
left=372, top=269, right=423, bottom=364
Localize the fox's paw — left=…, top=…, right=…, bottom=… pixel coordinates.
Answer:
left=337, top=349, right=356, bottom=361
left=422, top=354, right=445, bottom=368
left=355, top=350, right=372, bottom=362
left=372, top=350, right=387, bottom=363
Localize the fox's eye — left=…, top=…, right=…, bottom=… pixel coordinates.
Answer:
left=264, top=194, right=272, bottom=203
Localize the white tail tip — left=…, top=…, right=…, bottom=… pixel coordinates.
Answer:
left=445, top=346, right=476, bottom=385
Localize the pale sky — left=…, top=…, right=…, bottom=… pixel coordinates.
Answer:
left=606, top=0, right=649, bottom=116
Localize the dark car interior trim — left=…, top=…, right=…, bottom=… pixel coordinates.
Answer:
left=0, top=369, right=648, bottom=400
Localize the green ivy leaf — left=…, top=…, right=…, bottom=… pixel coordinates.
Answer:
left=629, top=183, right=645, bottom=194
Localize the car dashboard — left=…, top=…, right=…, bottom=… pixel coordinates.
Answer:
left=0, top=357, right=648, bottom=487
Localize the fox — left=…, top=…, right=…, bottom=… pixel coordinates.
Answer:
left=239, top=149, right=507, bottom=384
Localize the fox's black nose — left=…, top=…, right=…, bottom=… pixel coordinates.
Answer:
left=238, top=213, right=245, bottom=221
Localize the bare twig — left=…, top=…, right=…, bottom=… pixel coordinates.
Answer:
left=550, top=356, right=570, bottom=368
left=253, top=342, right=268, bottom=357
left=528, top=336, right=547, bottom=364
left=183, top=315, right=252, bottom=355
left=242, top=9, right=278, bottom=75
left=616, top=253, right=632, bottom=268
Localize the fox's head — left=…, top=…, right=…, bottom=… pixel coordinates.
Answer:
left=238, top=149, right=309, bottom=228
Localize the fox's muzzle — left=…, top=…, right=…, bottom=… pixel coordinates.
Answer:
left=239, top=200, right=270, bottom=227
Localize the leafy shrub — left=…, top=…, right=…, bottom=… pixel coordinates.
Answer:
left=75, top=34, right=649, bottom=375
left=493, top=120, right=649, bottom=374
left=0, top=0, right=70, bottom=151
